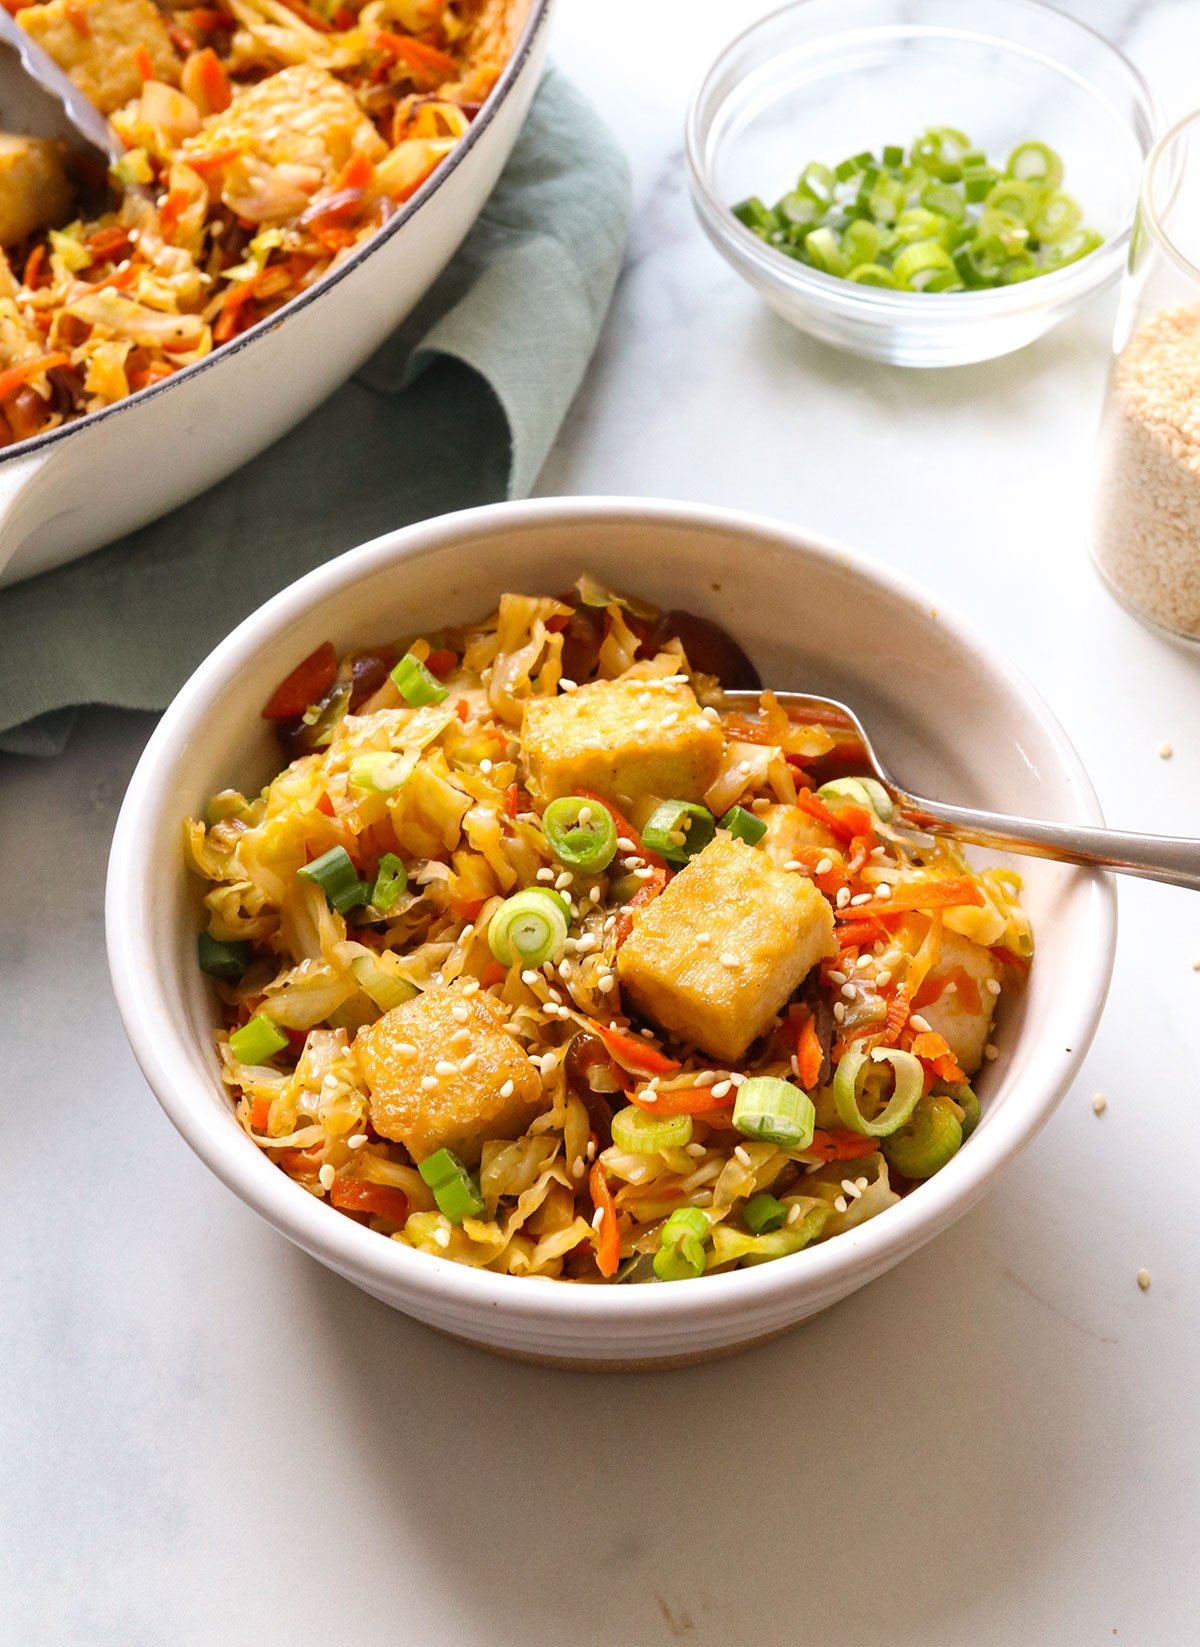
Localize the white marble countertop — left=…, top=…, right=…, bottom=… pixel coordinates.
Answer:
left=5, top=1, right=1200, bottom=1641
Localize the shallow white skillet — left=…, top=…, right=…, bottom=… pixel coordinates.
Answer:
left=0, top=0, right=552, bottom=589
left=106, top=497, right=1116, bottom=1368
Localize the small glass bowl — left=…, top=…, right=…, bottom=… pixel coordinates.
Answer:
left=685, top=0, right=1159, bottom=367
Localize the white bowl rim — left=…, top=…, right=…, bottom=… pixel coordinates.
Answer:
left=106, top=496, right=1116, bottom=1332
left=684, top=0, right=1160, bottom=321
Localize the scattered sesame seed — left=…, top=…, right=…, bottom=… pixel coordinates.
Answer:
left=396, top=1042, right=417, bottom=1060
left=694, top=1070, right=717, bottom=1086
left=985, top=978, right=1002, bottom=996
left=685, top=1142, right=706, bottom=1157
left=875, top=969, right=892, bottom=987
left=571, top=1156, right=585, bottom=1177
left=616, top=836, right=636, bottom=851
left=661, top=712, right=679, bottom=729
left=536, top=868, right=554, bottom=883
left=711, top=1080, right=732, bottom=1098
left=1158, top=741, right=1173, bottom=759
left=434, top=1060, right=457, bottom=1078
left=348, top=1133, right=367, bottom=1150
left=1092, top=1092, right=1107, bottom=1115
left=598, top=975, right=616, bottom=993
left=828, top=969, right=847, bottom=985
left=841, top=982, right=856, bottom=1000
left=850, top=892, right=872, bottom=907
left=521, top=969, right=540, bottom=986
left=816, top=857, right=834, bottom=875
left=586, top=1139, right=596, bottom=1160
left=480, top=758, right=493, bottom=774
left=450, top=1028, right=470, bottom=1048
left=854, top=1176, right=868, bottom=1191
left=983, top=1043, right=999, bottom=1061
left=719, top=951, right=742, bottom=969
left=451, top=1003, right=470, bottom=1024
left=319, top=1164, right=335, bottom=1191
left=909, top=1013, right=933, bottom=1034
left=559, top=678, right=577, bottom=693
left=836, top=887, right=851, bottom=909
left=730, top=1073, right=747, bottom=1086
left=875, top=884, right=892, bottom=899
left=833, top=1195, right=848, bottom=1213
left=460, top=1052, right=478, bottom=1072
left=554, top=871, right=573, bottom=890
left=500, top=1079, right=514, bottom=1098
left=633, top=718, right=650, bottom=733
left=1137, top=1268, right=1152, bottom=1291
left=433, top=1227, right=451, bottom=1249
left=667, top=829, right=687, bottom=846
left=624, top=855, right=644, bottom=869
left=591, top=1207, right=606, bottom=1230
left=840, top=1178, right=862, bottom=1200
left=786, top=1203, right=802, bottom=1225
left=632, top=866, right=655, bottom=880
left=420, top=1075, right=439, bottom=1092
left=833, top=1002, right=846, bottom=1024
left=734, top=1145, right=752, bottom=1168
left=701, top=706, right=721, bottom=723
left=696, top=932, right=711, bottom=946
left=782, top=859, right=804, bottom=872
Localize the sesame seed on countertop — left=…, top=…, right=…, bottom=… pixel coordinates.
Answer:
left=1137, top=1268, right=1152, bottom=1291
left=1158, top=741, right=1173, bottom=759
left=1092, top=1093, right=1108, bottom=1115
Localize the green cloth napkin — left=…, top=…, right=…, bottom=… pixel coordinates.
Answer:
left=0, top=69, right=629, bottom=756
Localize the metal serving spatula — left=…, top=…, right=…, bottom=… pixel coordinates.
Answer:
left=0, top=7, right=125, bottom=169
left=719, top=689, right=1200, bottom=892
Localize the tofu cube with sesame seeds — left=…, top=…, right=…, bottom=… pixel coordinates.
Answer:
left=759, top=802, right=842, bottom=866
left=520, top=679, right=724, bottom=810
left=617, top=833, right=836, bottom=1063
left=18, top=0, right=180, bottom=115
left=354, top=984, right=544, bottom=1168
left=0, top=136, right=72, bottom=248
left=915, top=930, right=1000, bottom=1076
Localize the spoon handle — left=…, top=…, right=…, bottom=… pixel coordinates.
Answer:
left=892, top=792, right=1200, bottom=892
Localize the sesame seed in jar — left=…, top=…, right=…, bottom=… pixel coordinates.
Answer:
left=420, top=1075, right=439, bottom=1092
left=319, top=1164, right=335, bottom=1191
left=500, top=1079, right=514, bottom=1098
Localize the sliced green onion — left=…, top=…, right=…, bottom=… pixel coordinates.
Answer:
left=816, top=776, right=894, bottom=820
left=652, top=1206, right=709, bottom=1282
left=542, top=795, right=618, bottom=874
left=418, top=1148, right=486, bottom=1223
left=487, top=888, right=570, bottom=967
left=984, top=178, right=1040, bottom=225
left=835, top=151, right=872, bottom=182
left=804, top=225, right=845, bottom=274
left=611, top=1105, right=693, bottom=1154
left=348, top=750, right=417, bottom=794
left=641, top=800, right=716, bottom=865
left=920, top=181, right=966, bottom=222
left=910, top=126, right=970, bottom=181
left=372, top=852, right=407, bottom=911
left=733, top=195, right=776, bottom=234
left=963, top=164, right=999, bottom=203
left=847, top=263, right=898, bottom=287
left=349, top=952, right=417, bottom=1011
left=298, top=845, right=370, bottom=914
left=833, top=1046, right=924, bottom=1137
left=1032, top=191, right=1083, bottom=244
left=893, top=239, right=955, bottom=290
left=950, top=1082, right=981, bottom=1139
left=391, top=653, right=449, bottom=707
left=733, top=1076, right=815, bottom=1150
left=197, top=932, right=250, bottom=979
left=882, top=142, right=904, bottom=168
left=798, top=160, right=835, bottom=205
left=883, top=1095, right=963, bottom=1179
left=743, top=1192, right=786, bottom=1234
left=720, top=804, right=767, bottom=846
left=229, top=1012, right=288, bottom=1065
left=1007, top=140, right=1063, bottom=192
left=778, top=189, right=821, bottom=229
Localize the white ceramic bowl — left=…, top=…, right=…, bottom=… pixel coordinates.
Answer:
left=106, top=498, right=1115, bottom=1368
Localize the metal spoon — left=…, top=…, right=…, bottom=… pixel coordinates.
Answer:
left=719, top=689, right=1200, bottom=892
left=0, top=7, right=125, bottom=170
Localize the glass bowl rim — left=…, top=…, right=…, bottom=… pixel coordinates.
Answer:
left=1141, top=105, right=1200, bottom=285
left=684, top=0, right=1161, bottom=320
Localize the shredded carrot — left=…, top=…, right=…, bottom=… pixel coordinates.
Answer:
left=249, top=1095, right=271, bottom=1129
left=372, top=29, right=457, bottom=80
left=22, top=244, right=47, bottom=289
left=629, top=1084, right=735, bottom=1116
left=334, top=152, right=376, bottom=194
left=134, top=44, right=155, bottom=80
left=64, top=0, right=89, bottom=33
left=0, top=352, right=69, bottom=403
left=795, top=791, right=874, bottom=845
left=192, top=46, right=232, bottom=112
left=188, top=145, right=245, bottom=174
left=314, top=792, right=335, bottom=818
left=835, top=916, right=892, bottom=952
left=908, top=1031, right=967, bottom=1084
left=276, top=0, right=332, bottom=28
left=796, top=1011, right=825, bottom=1090
left=478, top=960, right=507, bottom=990
left=589, top=1163, right=621, bottom=1277
left=187, top=6, right=234, bottom=27
left=989, top=945, right=1030, bottom=974
left=913, top=965, right=983, bottom=1017
left=157, top=188, right=192, bottom=238
left=612, top=866, right=668, bottom=950
left=876, top=877, right=985, bottom=913
left=330, top=1179, right=409, bottom=1222
left=261, top=640, right=337, bottom=718
left=450, top=895, right=486, bottom=922
left=213, top=278, right=259, bottom=343
left=805, top=1128, right=879, bottom=1163
left=592, top=1021, right=680, bottom=1078
left=573, top=789, right=668, bottom=872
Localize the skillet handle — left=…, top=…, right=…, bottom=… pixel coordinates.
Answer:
left=0, top=445, right=58, bottom=590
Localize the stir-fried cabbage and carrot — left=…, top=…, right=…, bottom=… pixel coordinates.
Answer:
left=186, top=580, right=1032, bottom=1283
left=0, top=0, right=520, bottom=446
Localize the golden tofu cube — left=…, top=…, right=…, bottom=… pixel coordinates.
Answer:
left=19, top=0, right=180, bottom=115
left=759, top=802, right=841, bottom=866
left=354, top=984, right=543, bottom=1168
left=0, top=136, right=72, bottom=247
left=521, top=679, right=723, bottom=810
left=617, top=833, right=836, bottom=1063
left=186, top=64, right=386, bottom=181
left=917, top=931, right=999, bottom=1076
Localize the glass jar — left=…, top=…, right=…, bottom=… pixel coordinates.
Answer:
left=1093, top=109, right=1200, bottom=642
